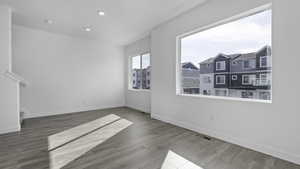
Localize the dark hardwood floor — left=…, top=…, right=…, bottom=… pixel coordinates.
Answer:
left=0, top=107, right=299, bottom=169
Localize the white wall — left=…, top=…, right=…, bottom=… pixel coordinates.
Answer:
left=150, top=0, right=300, bottom=165
left=12, top=25, right=125, bottom=118
left=124, top=36, right=151, bottom=113
left=0, top=6, right=20, bottom=134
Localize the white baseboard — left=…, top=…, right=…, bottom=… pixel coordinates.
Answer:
left=151, top=113, right=300, bottom=165
left=0, top=126, right=20, bottom=135
left=125, top=105, right=150, bottom=114
left=24, top=104, right=125, bottom=119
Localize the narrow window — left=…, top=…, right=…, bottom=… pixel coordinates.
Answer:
left=244, top=59, right=256, bottom=69
left=130, top=53, right=151, bottom=90
left=259, top=73, right=270, bottom=85
left=216, top=75, right=226, bottom=84
left=260, top=56, right=268, bottom=67
left=242, top=75, right=256, bottom=85
left=216, top=61, right=226, bottom=71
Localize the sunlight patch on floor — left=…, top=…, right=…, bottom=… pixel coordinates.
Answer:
left=48, top=114, right=133, bottom=169
left=161, top=151, right=203, bottom=169
left=48, top=114, right=121, bottom=150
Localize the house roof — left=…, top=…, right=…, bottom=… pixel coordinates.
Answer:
left=233, top=52, right=256, bottom=60
left=199, top=54, right=240, bottom=64
left=182, top=62, right=199, bottom=70
left=200, top=57, right=215, bottom=64
left=257, top=45, right=272, bottom=54
left=227, top=54, right=241, bottom=59
left=198, top=45, right=270, bottom=64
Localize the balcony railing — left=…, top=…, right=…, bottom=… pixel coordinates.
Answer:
left=253, top=79, right=271, bottom=86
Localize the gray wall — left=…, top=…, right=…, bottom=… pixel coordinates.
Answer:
left=0, top=6, right=20, bottom=134
left=12, top=25, right=125, bottom=118
left=150, top=0, right=300, bottom=165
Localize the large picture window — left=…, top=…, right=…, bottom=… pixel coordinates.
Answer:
left=177, top=7, right=272, bottom=101
left=130, top=53, right=151, bottom=90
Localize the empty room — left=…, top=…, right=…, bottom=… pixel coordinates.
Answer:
left=0, top=0, right=300, bottom=168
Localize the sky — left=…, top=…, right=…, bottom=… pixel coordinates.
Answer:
left=132, top=53, right=150, bottom=69
left=181, top=10, right=272, bottom=67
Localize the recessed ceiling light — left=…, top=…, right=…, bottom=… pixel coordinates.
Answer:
left=44, top=19, right=53, bottom=24
left=83, top=26, right=92, bottom=32
left=97, top=10, right=105, bottom=16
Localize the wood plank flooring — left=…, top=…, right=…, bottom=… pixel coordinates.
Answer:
left=0, top=107, right=299, bottom=169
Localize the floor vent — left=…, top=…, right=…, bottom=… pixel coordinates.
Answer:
left=203, top=135, right=212, bottom=141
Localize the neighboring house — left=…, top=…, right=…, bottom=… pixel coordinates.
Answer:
left=181, top=62, right=200, bottom=94
left=142, top=66, right=151, bottom=89
left=132, top=66, right=151, bottom=89
left=198, top=45, right=272, bottom=100
left=199, top=58, right=215, bottom=95
left=229, top=52, right=257, bottom=98
left=229, top=46, right=271, bottom=99
left=132, top=69, right=142, bottom=89
left=213, top=53, right=240, bottom=96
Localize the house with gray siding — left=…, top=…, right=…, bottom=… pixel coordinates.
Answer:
left=142, top=66, right=151, bottom=89
left=199, top=58, right=215, bottom=95
left=229, top=46, right=272, bottom=99
left=198, top=45, right=272, bottom=100
left=132, top=66, right=151, bottom=89
left=181, top=62, right=200, bottom=94
left=213, top=53, right=240, bottom=96
left=132, top=69, right=142, bottom=89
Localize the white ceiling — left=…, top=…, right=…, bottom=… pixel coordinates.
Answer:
left=0, top=0, right=207, bottom=45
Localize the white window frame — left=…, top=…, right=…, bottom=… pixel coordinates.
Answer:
left=260, top=56, right=268, bottom=68
left=242, top=75, right=251, bottom=85
left=242, top=74, right=256, bottom=85
left=216, top=61, right=226, bottom=71
left=175, top=4, right=272, bottom=103
left=216, top=75, right=226, bottom=84
left=243, top=60, right=250, bottom=69
left=243, top=59, right=256, bottom=69
left=259, top=73, right=268, bottom=85
left=129, top=52, right=151, bottom=91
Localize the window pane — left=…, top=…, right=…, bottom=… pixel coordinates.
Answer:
left=131, top=56, right=141, bottom=89
left=141, top=53, right=151, bottom=89
left=179, top=9, right=272, bottom=101
left=132, top=56, right=140, bottom=69
left=142, top=53, right=150, bottom=69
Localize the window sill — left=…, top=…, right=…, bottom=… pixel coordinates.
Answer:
left=128, top=89, right=151, bottom=92
left=176, top=93, right=272, bottom=104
